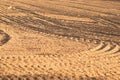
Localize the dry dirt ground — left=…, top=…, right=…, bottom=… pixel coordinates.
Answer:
left=0, top=0, right=120, bottom=80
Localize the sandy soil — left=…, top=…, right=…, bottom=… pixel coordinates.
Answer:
left=0, top=34, right=3, bottom=41
left=0, top=0, right=120, bottom=80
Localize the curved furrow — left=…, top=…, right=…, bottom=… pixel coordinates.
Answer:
left=0, top=1, right=119, bottom=52
left=89, top=42, right=105, bottom=51
left=1, top=14, right=120, bottom=45
left=94, top=43, right=111, bottom=53
left=88, top=43, right=120, bottom=54
left=0, top=15, right=98, bottom=45
left=0, top=1, right=120, bottom=44
left=0, top=0, right=120, bottom=79
left=1, top=15, right=70, bottom=31
left=105, top=45, right=120, bottom=54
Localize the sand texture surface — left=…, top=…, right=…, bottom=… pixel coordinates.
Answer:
left=0, top=0, right=120, bottom=80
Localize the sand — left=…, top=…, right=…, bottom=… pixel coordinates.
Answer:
left=0, top=0, right=120, bottom=80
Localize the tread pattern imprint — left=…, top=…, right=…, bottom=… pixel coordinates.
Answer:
left=0, top=0, right=120, bottom=80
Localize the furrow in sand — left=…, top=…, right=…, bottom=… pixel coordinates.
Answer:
left=0, top=0, right=120, bottom=79
left=0, top=2, right=120, bottom=44
left=37, top=13, right=95, bottom=22
left=87, top=43, right=120, bottom=55
left=89, top=42, right=105, bottom=51
left=90, top=43, right=110, bottom=53
left=105, top=45, right=120, bottom=54
left=8, top=1, right=95, bottom=23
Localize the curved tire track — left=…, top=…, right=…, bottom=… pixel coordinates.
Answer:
left=88, top=42, right=120, bottom=54
left=0, top=0, right=120, bottom=79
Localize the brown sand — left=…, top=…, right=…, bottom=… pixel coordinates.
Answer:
left=0, top=34, right=3, bottom=40
left=0, top=0, right=120, bottom=80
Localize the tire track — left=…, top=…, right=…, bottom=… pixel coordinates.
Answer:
left=1, top=1, right=120, bottom=36
left=11, top=4, right=119, bottom=42
left=88, top=42, right=120, bottom=54
left=0, top=1, right=120, bottom=48
left=0, top=0, right=120, bottom=79
left=0, top=12, right=120, bottom=45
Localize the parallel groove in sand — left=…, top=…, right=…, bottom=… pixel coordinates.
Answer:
left=0, top=0, right=120, bottom=79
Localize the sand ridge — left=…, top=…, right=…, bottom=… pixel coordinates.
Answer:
left=0, top=0, right=120, bottom=80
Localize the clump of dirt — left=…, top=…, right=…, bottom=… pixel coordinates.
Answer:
left=0, top=30, right=10, bottom=46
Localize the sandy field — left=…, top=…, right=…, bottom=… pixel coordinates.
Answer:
left=0, top=0, right=120, bottom=80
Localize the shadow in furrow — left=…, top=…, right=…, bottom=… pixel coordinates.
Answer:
left=106, top=45, right=120, bottom=54
left=89, top=42, right=120, bottom=54
left=0, top=30, right=10, bottom=46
